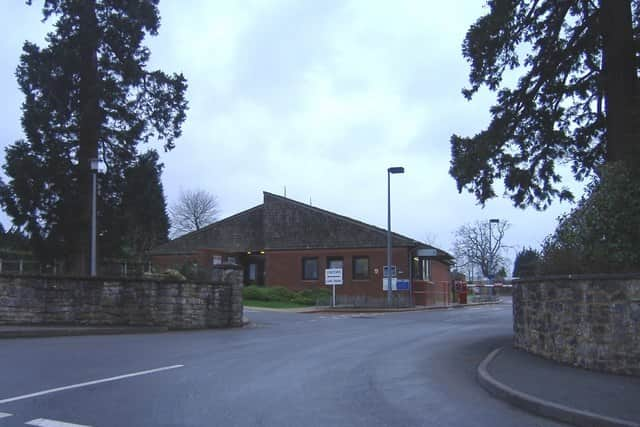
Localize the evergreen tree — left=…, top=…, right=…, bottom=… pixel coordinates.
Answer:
left=450, top=0, right=638, bottom=209
left=540, top=163, right=640, bottom=274
left=0, top=1, right=187, bottom=271
left=120, top=150, right=170, bottom=260
left=512, top=247, right=540, bottom=277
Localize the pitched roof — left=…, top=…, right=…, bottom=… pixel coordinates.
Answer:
left=150, top=191, right=453, bottom=260
left=150, top=204, right=263, bottom=255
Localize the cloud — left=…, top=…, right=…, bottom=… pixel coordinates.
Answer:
left=0, top=0, right=586, bottom=263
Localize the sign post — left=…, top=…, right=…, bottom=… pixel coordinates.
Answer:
left=325, top=268, right=343, bottom=307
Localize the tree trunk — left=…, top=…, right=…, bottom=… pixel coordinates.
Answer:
left=74, top=0, right=100, bottom=275
left=601, top=0, right=637, bottom=163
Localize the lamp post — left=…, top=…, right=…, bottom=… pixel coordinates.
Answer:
left=387, top=166, right=405, bottom=306
left=488, top=218, right=499, bottom=283
left=90, top=158, right=99, bottom=277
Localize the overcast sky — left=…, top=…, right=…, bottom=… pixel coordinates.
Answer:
left=0, top=1, right=584, bottom=268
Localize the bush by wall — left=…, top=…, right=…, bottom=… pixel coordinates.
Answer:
left=243, top=285, right=330, bottom=306
left=540, top=163, right=640, bottom=274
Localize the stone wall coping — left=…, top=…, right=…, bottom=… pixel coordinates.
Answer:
left=0, top=272, right=229, bottom=286
left=514, top=272, right=640, bottom=283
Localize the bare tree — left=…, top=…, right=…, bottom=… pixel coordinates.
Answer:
left=423, top=232, right=440, bottom=247
left=170, top=189, right=220, bottom=237
left=453, top=220, right=510, bottom=279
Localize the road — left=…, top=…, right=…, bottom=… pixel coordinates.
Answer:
left=0, top=300, right=562, bottom=426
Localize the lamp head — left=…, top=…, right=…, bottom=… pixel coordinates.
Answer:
left=388, top=167, right=405, bottom=174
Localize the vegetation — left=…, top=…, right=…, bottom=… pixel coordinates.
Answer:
left=243, top=286, right=331, bottom=307
left=170, top=189, right=220, bottom=237
left=539, top=164, right=640, bottom=274
left=120, top=151, right=171, bottom=259
left=0, top=224, right=31, bottom=255
left=450, top=1, right=638, bottom=209
left=0, top=0, right=187, bottom=273
left=453, top=220, right=509, bottom=279
left=243, top=300, right=311, bottom=309
left=512, top=248, right=540, bottom=278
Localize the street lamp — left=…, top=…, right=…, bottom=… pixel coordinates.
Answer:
left=387, top=166, right=404, bottom=306
left=488, top=219, right=499, bottom=282
left=90, top=158, right=99, bottom=277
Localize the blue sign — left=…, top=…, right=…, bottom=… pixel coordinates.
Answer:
left=396, top=279, right=409, bottom=291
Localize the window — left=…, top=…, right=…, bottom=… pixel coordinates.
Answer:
left=352, top=256, right=369, bottom=280
left=413, top=258, right=431, bottom=281
left=327, top=256, right=344, bottom=270
left=227, top=256, right=237, bottom=265
left=212, top=255, right=222, bottom=265
left=249, top=263, right=257, bottom=281
left=423, top=259, right=431, bottom=280
left=302, top=257, right=319, bottom=280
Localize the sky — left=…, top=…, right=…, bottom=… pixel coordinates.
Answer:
left=0, top=0, right=585, bottom=269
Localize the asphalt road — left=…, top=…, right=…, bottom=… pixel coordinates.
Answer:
left=0, top=300, right=563, bottom=427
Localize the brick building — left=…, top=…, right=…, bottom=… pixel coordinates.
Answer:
left=150, top=192, right=454, bottom=305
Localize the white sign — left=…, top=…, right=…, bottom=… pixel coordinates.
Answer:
left=325, top=268, right=343, bottom=286
left=383, top=265, right=397, bottom=278
left=382, top=278, right=397, bottom=291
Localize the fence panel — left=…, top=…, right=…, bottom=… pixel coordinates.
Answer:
left=0, top=259, right=152, bottom=278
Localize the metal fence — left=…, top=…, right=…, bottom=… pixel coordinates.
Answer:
left=412, top=281, right=451, bottom=307
left=467, top=284, right=508, bottom=302
left=0, top=259, right=153, bottom=277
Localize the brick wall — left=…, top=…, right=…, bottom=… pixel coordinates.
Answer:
left=266, top=247, right=410, bottom=297
left=265, top=247, right=450, bottom=300
left=513, top=274, right=640, bottom=376
left=0, top=266, right=243, bottom=329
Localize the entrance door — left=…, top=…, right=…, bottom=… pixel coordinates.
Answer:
left=244, top=256, right=265, bottom=286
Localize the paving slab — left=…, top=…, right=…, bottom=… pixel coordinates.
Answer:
left=478, top=345, right=640, bottom=427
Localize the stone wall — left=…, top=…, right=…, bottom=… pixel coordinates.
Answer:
left=0, top=266, right=243, bottom=329
left=513, top=274, right=640, bottom=376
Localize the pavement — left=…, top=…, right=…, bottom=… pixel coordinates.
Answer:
left=478, top=344, right=640, bottom=427
left=249, top=299, right=503, bottom=314
left=0, top=325, right=168, bottom=338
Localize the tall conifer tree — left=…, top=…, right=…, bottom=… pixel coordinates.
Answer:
left=0, top=1, right=187, bottom=272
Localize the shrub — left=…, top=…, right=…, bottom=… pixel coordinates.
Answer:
left=163, top=269, right=187, bottom=281
left=540, top=163, right=640, bottom=274
left=512, top=248, right=541, bottom=278
left=242, top=285, right=331, bottom=305
left=243, top=285, right=270, bottom=301
left=178, top=262, right=210, bottom=281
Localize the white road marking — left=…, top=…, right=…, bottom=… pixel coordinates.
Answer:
left=0, top=365, right=183, bottom=404
left=0, top=412, right=12, bottom=419
left=25, top=418, right=90, bottom=427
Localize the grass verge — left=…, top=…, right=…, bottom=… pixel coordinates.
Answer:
left=243, top=299, right=310, bottom=309
left=243, top=285, right=331, bottom=307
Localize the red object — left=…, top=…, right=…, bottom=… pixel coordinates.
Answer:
left=459, top=292, right=467, bottom=304
left=455, top=280, right=468, bottom=304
